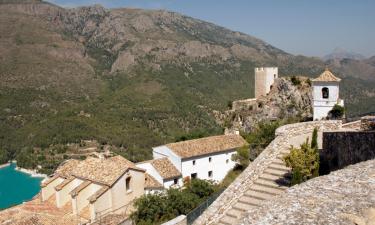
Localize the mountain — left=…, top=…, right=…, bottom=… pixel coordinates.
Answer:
left=323, top=47, right=366, bottom=61
left=0, top=1, right=374, bottom=164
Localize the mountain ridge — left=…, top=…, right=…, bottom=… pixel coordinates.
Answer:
left=0, top=1, right=374, bottom=166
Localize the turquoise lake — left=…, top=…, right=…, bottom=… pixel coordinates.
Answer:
left=0, top=163, right=43, bottom=209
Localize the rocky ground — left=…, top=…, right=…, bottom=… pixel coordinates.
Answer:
left=241, top=159, right=375, bottom=225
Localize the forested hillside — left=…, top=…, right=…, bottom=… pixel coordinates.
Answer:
left=0, top=1, right=374, bottom=167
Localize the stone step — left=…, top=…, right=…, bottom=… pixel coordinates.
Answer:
left=264, top=168, right=289, bottom=176
left=244, top=189, right=275, bottom=201
left=238, top=195, right=263, bottom=206
left=226, top=208, right=243, bottom=219
left=260, top=174, right=290, bottom=186
left=249, top=184, right=284, bottom=195
left=219, top=215, right=238, bottom=225
left=271, top=158, right=286, bottom=165
left=255, top=178, right=288, bottom=190
left=268, top=163, right=290, bottom=172
left=233, top=202, right=256, bottom=212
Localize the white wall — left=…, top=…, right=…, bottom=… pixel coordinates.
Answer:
left=74, top=183, right=102, bottom=214
left=313, top=81, right=342, bottom=120
left=163, top=177, right=183, bottom=188
left=91, top=189, right=112, bottom=220
left=153, top=146, right=182, bottom=171
left=41, top=177, right=64, bottom=201
left=56, top=178, right=83, bottom=208
left=110, top=169, right=145, bottom=213
left=181, top=150, right=237, bottom=182
left=136, top=162, right=164, bottom=186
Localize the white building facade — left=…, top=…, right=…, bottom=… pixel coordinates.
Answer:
left=151, top=134, right=248, bottom=184
left=254, top=67, right=278, bottom=98
left=312, top=69, right=344, bottom=120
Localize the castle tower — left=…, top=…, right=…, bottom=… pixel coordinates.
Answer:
left=312, top=68, right=344, bottom=120
left=254, top=67, right=278, bottom=98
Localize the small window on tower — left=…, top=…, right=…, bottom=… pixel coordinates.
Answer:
left=322, top=87, right=329, bottom=99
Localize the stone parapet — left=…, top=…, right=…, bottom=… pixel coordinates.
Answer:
left=194, top=120, right=342, bottom=225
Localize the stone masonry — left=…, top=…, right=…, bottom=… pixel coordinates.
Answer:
left=194, top=120, right=342, bottom=225
left=241, top=159, right=375, bottom=225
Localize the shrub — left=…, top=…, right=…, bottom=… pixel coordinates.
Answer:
left=328, top=104, right=345, bottom=119
left=131, top=178, right=216, bottom=225
left=291, top=76, right=301, bottom=86
left=283, top=138, right=320, bottom=185
left=310, top=127, right=318, bottom=150
left=231, top=145, right=250, bottom=168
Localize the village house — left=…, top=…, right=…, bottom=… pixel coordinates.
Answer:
left=312, top=68, right=344, bottom=120
left=137, top=157, right=183, bottom=192
left=140, top=134, right=247, bottom=188
left=40, top=155, right=146, bottom=223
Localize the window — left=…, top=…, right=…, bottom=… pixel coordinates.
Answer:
left=226, top=159, right=229, bottom=164
left=209, top=157, right=212, bottom=162
left=322, top=87, right=329, bottom=99
left=208, top=171, right=213, bottom=178
left=274, top=74, right=277, bottom=79
left=191, top=173, right=197, bottom=179
left=126, top=177, right=131, bottom=191
left=174, top=178, right=178, bottom=185
left=192, top=160, right=196, bottom=165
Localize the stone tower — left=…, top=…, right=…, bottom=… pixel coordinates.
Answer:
left=312, top=68, right=344, bottom=120
left=254, top=67, right=278, bottom=98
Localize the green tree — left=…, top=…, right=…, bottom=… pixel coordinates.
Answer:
left=131, top=193, right=167, bottom=225
left=328, top=104, right=345, bottom=119
left=283, top=138, right=320, bottom=185
left=231, top=145, right=250, bottom=168
left=0, top=149, right=10, bottom=164
left=185, top=179, right=215, bottom=199
left=311, top=127, right=318, bottom=150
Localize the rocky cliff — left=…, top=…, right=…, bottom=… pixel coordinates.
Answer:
left=218, top=77, right=312, bottom=133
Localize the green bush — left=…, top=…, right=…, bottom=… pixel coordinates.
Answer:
left=131, top=179, right=216, bottom=225
left=231, top=145, right=250, bottom=168
left=328, top=104, right=345, bottom=119
left=283, top=137, right=319, bottom=185
left=291, top=76, right=301, bottom=86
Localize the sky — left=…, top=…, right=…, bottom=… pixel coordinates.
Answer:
left=46, top=0, right=375, bottom=57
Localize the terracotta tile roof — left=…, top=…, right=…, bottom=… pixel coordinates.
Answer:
left=150, top=158, right=181, bottom=180
left=54, top=156, right=145, bottom=187
left=165, top=134, right=248, bottom=159
left=0, top=196, right=83, bottom=225
left=144, top=173, right=163, bottom=189
left=312, top=68, right=341, bottom=82
left=55, top=159, right=80, bottom=178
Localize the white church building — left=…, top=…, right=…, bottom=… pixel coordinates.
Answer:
left=312, top=68, right=344, bottom=120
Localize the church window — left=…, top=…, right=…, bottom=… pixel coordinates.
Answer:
left=322, top=87, right=329, bottom=99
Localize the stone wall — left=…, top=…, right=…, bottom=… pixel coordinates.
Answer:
left=194, top=120, right=342, bottom=225
left=361, top=116, right=375, bottom=131
left=321, top=131, right=375, bottom=174
left=232, top=98, right=258, bottom=111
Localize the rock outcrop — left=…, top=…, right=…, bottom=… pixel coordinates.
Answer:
left=219, top=77, right=312, bottom=133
